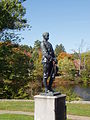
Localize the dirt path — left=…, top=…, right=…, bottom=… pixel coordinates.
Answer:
left=0, top=110, right=33, bottom=116
left=0, top=110, right=90, bottom=120
left=67, top=115, right=90, bottom=120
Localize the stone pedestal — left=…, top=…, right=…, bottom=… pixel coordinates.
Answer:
left=34, top=94, right=66, bottom=120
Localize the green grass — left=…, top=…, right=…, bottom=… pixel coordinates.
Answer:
left=0, top=114, right=34, bottom=120
left=67, top=103, right=90, bottom=117
left=0, top=101, right=34, bottom=112
left=0, top=114, right=71, bottom=120
left=0, top=101, right=90, bottom=117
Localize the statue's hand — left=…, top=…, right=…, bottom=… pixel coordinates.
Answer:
left=53, top=58, right=58, bottom=64
left=53, top=61, right=56, bottom=65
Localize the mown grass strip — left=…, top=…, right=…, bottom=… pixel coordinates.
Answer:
left=0, top=114, right=34, bottom=120
left=0, top=114, right=71, bottom=120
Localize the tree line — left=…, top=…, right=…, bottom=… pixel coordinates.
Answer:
left=0, top=39, right=90, bottom=98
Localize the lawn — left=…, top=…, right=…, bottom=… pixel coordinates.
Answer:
left=0, top=101, right=34, bottom=112
left=0, top=101, right=90, bottom=117
left=67, top=103, right=90, bottom=117
left=0, top=114, right=34, bottom=120
left=0, top=114, right=71, bottom=120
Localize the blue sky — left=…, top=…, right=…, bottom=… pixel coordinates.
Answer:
left=19, top=0, right=90, bottom=53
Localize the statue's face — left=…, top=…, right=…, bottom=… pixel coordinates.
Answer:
left=43, top=32, right=49, bottom=41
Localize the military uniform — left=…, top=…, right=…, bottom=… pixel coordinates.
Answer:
left=41, top=34, right=57, bottom=93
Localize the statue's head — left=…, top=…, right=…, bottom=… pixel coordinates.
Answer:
left=42, top=32, right=49, bottom=41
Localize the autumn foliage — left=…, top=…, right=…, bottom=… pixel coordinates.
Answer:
left=0, top=40, right=90, bottom=99
left=57, top=52, right=72, bottom=60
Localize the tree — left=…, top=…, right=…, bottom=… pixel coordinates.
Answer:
left=0, top=41, right=34, bottom=98
left=55, top=44, right=66, bottom=57
left=58, top=57, right=75, bottom=78
left=34, top=40, right=41, bottom=50
left=20, top=45, right=33, bottom=52
left=80, top=51, right=90, bottom=84
left=57, top=52, right=72, bottom=61
left=32, top=40, right=41, bottom=61
left=72, top=40, right=87, bottom=75
left=0, top=0, right=29, bottom=31
left=0, top=31, right=23, bottom=43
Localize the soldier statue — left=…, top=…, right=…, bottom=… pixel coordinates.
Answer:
left=41, top=32, right=58, bottom=93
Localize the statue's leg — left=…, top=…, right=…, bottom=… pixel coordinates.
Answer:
left=43, top=77, right=48, bottom=93
left=48, top=65, right=55, bottom=92
left=43, top=63, right=49, bottom=93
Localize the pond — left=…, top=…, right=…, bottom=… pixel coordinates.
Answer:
left=55, top=81, right=90, bottom=101
left=74, top=85, right=90, bottom=101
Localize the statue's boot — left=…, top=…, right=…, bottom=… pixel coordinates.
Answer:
left=48, top=87, right=55, bottom=93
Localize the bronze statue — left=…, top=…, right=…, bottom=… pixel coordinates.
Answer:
left=41, top=32, right=58, bottom=93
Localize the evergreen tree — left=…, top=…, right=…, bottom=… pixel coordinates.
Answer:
left=55, top=44, right=66, bottom=57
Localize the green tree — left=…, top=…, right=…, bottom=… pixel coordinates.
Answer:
left=0, top=41, right=34, bottom=98
left=80, top=51, right=90, bottom=84
left=0, top=0, right=29, bottom=31
left=0, top=31, right=23, bottom=43
left=34, top=40, right=41, bottom=50
left=55, top=44, right=66, bottom=57
left=20, top=45, right=33, bottom=52
left=32, top=40, right=41, bottom=61
left=58, top=57, right=75, bottom=79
